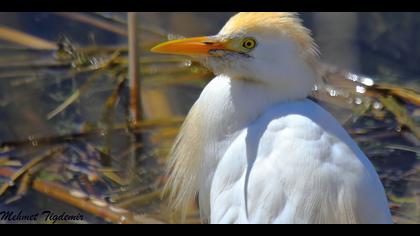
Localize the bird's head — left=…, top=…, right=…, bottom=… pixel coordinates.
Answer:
left=152, top=12, right=320, bottom=98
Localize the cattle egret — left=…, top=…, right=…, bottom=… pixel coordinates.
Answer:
left=151, top=12, right=393, bottom=224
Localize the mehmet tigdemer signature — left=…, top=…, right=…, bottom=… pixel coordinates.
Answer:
left=0, top=210, right=84, bottom=223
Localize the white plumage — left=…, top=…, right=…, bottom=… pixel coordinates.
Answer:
left=152, top=12, right=393, bottom=224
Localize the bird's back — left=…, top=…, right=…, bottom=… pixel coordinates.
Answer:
left=207, top=99, right=392, bottom=224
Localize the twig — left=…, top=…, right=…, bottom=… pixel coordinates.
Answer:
left=386, top=144, right=420, bottom=154
left=0, top=26, right=57, bottom=50
left=106, top=185, right=151, bottom=203
left=0, top=147, right=65, bottom=196
left=101, top=170, right=131, bottom=186
left=378, top=95, right=420, bottom=139
left=46, top=72, right=101, bottom=120
left=0, top=117, right=184, bottom=148
left=115, top=190, right=162, bottom=208
left=4, top=162, right=46, bottom=204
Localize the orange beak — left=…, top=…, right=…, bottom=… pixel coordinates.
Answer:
left=151, top=36, right=228, bottom=56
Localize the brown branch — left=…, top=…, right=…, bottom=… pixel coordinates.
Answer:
left=127, top=13, right=143, bottom=184
left=128, top=12, right=142, bottom=124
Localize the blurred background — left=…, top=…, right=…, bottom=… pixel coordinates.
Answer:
left=0, top=12, right=419, bottom=224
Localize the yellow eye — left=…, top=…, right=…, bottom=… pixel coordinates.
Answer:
left=241, top=38, right=257, bottom=50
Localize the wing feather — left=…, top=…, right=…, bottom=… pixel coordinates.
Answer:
left=209, top=100, right=392, bottom=224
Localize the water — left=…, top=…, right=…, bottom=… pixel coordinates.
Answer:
left=0, top=12, right=419, bottom=224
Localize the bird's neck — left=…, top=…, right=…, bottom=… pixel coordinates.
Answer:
left=198, top=75, right=306, bottom=141
left=202, top=76, right=281, bottom=135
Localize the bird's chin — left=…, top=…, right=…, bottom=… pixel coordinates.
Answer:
left=197, top=56, right=227, bottom=76
left=192, top=53, right=251, bottom=81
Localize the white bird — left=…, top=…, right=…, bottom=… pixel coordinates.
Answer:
left=151, top=12, right=393, bottom=224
